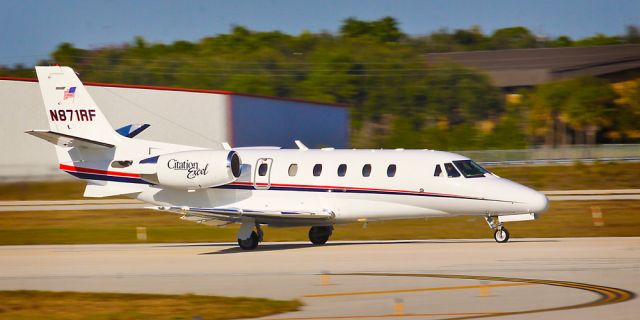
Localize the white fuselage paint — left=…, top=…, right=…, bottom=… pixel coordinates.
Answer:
left=134, top=148, right=549, bottom=224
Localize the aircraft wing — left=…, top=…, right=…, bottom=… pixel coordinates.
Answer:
left=155, top=206, right=335, bottom=226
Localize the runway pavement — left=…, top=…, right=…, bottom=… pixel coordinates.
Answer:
left=0, top=237, right=637, bottom=319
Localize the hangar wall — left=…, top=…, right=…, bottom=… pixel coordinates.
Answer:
left=0, top=78, right=348, bottom=180
left=231, top=95, right=349, bottom=149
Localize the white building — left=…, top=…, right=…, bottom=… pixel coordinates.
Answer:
left=0, top=77, right=349, bottom=180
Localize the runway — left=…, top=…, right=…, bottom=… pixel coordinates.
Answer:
left=0, top=237, right=637, bottom=319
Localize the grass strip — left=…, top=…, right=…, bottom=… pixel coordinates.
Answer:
left=0, top=201, right=638, bottom=245
left=0, top=290, right=301, bottom=320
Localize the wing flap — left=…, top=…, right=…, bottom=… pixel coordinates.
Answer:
left=156, top=206, right=334, bottom=225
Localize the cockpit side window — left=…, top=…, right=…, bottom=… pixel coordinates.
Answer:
left=444, top=163, right=461, bottom=178
left=452, top=160, right=490, bottom=178
left=434, top=164, right=442, bottom=177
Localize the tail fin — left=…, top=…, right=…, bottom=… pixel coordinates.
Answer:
left=35, top=66, right=118, bottom=145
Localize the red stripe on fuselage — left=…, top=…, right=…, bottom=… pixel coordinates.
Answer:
left=57, top=166, right=477, bottom=200
left=59, top=164, right=141, bottom=178
left=229, top=181, right=476, bottom=199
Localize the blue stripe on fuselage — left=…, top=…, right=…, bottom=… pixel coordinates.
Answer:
left=66, top=171, right=149, bottom=184
left=63, top=170, right=510, bottom=202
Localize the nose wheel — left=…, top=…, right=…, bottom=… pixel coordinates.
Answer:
left=485, top=216, right=510, bottom=243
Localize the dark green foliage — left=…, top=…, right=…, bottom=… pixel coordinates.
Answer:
left=2, top=19, right=636, bottom=150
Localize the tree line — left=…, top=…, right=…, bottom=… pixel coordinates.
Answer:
left=2, top=17, right=639, bottom=149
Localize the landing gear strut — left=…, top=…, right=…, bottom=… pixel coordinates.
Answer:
left=485, top=216, right=510, bottom=243
left=237, top=221, right=263, bottom=250
left=309, top=226, right=333, bottom=245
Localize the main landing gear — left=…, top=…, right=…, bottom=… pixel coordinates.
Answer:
left=485, top=216, right=510, bottom=243
left=237, top=221, right=263, bottom=250
left=308, top=226, right=333, bottom=245
left=236, top=221, right=334, bottom=250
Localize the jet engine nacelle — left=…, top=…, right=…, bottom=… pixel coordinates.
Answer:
left=142, top=150, right=241, bottom=190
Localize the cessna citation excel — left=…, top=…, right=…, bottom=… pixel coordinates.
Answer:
left=27, top=66, right=549, bottom=250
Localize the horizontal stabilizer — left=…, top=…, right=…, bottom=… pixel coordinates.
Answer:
left=26, top=130, right=114, bottom=149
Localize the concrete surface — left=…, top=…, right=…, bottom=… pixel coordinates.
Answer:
left=0, top=237, right=638, bottom=319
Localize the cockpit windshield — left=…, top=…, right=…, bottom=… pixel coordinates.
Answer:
left=452, top=160, right=491, bottom=178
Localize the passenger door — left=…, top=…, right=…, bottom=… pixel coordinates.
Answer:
left=253, top=158, right=273, bottom=190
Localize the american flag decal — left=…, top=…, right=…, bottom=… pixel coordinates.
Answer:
left=63, top=87, right=76, bottom=100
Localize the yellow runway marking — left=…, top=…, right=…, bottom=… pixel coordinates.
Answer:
left=269, top=312, right=504, bottom=320
left=304, top=282, right=531, bottom=298
left=273, top=273, right=635, bottom=320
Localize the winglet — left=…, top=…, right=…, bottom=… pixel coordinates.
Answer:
left=294, top=140, right=309, bottom=150
left=115, top=123, right=150, bottom=138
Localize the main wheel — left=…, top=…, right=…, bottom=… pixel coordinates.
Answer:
left=309, top=226, right=333, bottom=245
left=238, top=231, right=260, bottom=250
left=494, top=228, right=510, bottom=243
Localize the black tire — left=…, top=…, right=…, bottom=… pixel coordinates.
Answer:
left=494, top=228, right=510, bottom=243
left=309, top=226, right=333, bottom=245
left=238, top=231, right=260, bottom=250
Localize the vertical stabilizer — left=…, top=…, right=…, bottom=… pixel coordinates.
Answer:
left=35, top=66, right=119, bottom=145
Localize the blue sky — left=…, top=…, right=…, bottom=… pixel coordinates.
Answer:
left=1, top=0, right=638, bottom=66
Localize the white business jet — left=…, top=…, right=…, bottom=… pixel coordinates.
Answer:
left=27, top=66, right=548, bottom=250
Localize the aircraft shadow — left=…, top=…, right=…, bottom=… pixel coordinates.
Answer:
left=186, top=239, right=559, bottom=255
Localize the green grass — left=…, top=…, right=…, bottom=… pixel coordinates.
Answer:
left=0, top=290, right=301, bottom=320
left=0, top=181, right=87, bottom=201
left=490, top=161, right=640, bottom=190
left=0, top=201, right=638, bottom=245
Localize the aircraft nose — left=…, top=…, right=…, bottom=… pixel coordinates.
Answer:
left=527, top=190, right=549, bottom=214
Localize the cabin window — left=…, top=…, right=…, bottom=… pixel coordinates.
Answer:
left=453, top=160, right=489, bottom=178
left=337, top=164, right=347, bottom=177
left=362, top=164, right=372, bottom=177
left=434, top=164, right=442, bottom=177
left=387, top=164, right=396, bottom=177
left=313, top=164, right=322, bottom=176
left=258, top=163, right=268, bottom=176
left=288, top=164, right=298, bottom=176
left=444, top=163, right=461, bottom=178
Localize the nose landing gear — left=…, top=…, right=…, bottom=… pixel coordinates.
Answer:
left=485, top=216, right=510, bottom=243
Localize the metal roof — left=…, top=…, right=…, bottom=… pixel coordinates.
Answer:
left=426, top=44, right=640, bottom=87
left=0, top=76, right=348, bottom=108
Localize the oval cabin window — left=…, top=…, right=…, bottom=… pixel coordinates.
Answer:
left=337, top=164, right=347, bottom=177
left=387, top=164, right=396, bottom=177
left=362, top=164, right=372, bottom=177
left=288, top=164, right=298, bottom=176
left=313, top=164, right=322, bottom=176
left=258, top=163, right=268, bottom=176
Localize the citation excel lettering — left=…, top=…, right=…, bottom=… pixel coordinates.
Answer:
left=167, top=159, right=210, bottom=179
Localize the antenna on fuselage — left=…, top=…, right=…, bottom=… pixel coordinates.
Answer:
left=294, top=140, right=309, bottom=151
